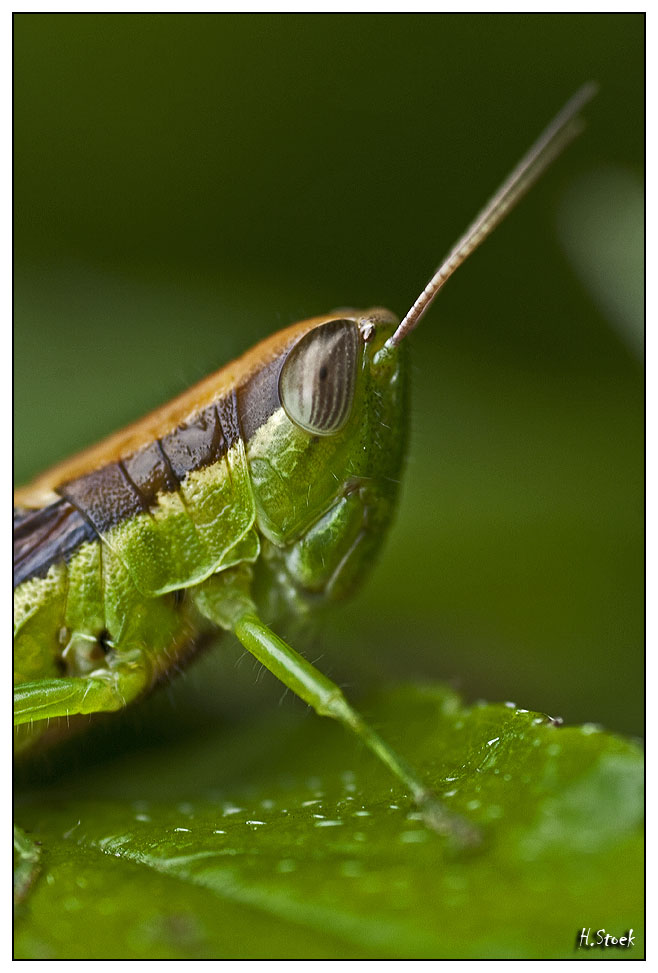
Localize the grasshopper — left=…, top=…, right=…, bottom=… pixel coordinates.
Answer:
left=14, top=86, right=596, bottom=886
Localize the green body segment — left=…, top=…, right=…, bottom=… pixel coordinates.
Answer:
left=101, top=440, right=260, bottom=599
left=14, top=311, right=408, bottom=751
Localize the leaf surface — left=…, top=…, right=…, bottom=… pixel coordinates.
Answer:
left=14, top=685, right=644, bottom=959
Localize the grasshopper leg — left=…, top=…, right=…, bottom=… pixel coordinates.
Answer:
left=13, top=655, right=149, bottom=725
left=233, top=612, right=479, bottom=846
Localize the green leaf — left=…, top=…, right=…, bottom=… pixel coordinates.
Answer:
left=14, top=685, right=643, bottom=959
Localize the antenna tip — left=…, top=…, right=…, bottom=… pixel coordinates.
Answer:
left=571, top=80, right=600, bottom=111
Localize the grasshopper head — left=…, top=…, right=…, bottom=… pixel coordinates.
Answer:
left=246, top=309, right=408, bottom=615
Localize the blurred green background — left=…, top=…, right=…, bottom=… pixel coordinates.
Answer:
left=14, top=13, right=643, bottom=745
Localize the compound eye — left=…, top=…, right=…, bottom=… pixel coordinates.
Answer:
left=279, top=319, right=359, bottom=436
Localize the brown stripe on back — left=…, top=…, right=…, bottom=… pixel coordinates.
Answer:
left=14, top=312, right=343, bottom=509
left=57, top=394, right=240, bottom=534
left=14, top=500, right=97, bottom=587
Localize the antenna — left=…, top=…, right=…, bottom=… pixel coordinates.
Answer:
left=386, top=82, right=598, bottom=349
